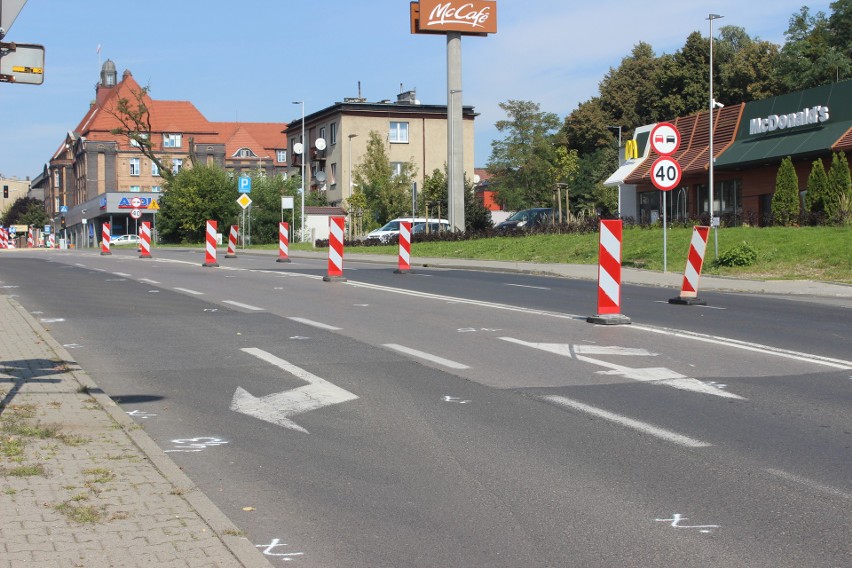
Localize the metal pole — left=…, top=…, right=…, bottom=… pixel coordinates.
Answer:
left=293, top=101, right=306, bottom=242
left=447, top=32, right=464, bottom=232
left=708, top=13, right=723, bottom=258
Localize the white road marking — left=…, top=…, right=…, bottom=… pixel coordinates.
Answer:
left=287, top=317, right=341, bottom=331
left=383, top=343, right=470, bottom=369
left=112, top=272, right=131, bottom=277
left=222, top=300, right=264, bottom=311
left=500, top=337, right=574, bottom=358
left=232, top=347, right=359, bottom=433
left=505, top=283, right=551, bottom=290
left=573, top=345, right=658, bottom=356
left=139, top=278, right=160, bottom=284
left=174, top=287, right=204, bottom=295
left=541, top=395, right=712, bottom=448
left=765, top=468, right=852, bottom=501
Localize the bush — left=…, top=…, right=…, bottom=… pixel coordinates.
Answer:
left=715, top=241, right=757, bottom=267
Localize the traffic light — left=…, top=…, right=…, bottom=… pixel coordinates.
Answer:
left=60, top=216, right=66, bottom=229
left=3, top=185, right=8, bottom=199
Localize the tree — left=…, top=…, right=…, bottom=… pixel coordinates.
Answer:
left=421, top=167, right=491, bottom=231
left=156, top=164, right=238, bottom=243
left=487, top=100, right=561, bottom=210
left=352, top=131, right=415, bottom=225
left=1, top=197, right=49, bottom=227
left=716, top=27, right=780, bottom=103
left=561, top=98, right=615, bottom=155
left=246, top=172, right=302, bottom=244
left=805, top=158, right=830, bottom=218
left=772, top=157, right=800, bottom=226
left=653, top=32, right=710, bottom=120
left=826, top=151, right=852, bottom=223
left=598, top=42, right=662, bottom=129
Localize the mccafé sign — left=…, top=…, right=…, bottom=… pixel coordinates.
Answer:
left=411, top=0, right=498, bottom=35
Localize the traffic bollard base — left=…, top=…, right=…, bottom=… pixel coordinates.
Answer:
left=668, top=296, right=707, bottom=306
left=586, top=313, right=632, bottom=325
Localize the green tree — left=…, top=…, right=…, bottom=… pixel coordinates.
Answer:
left=653, top=32, right=710, bottom=120
left=157, top=164, right=238, bottom=243
left=716, top=26, right=780, bottom=103
left=805, top=158, right=830, bottom=217
left=1, top=197, right=49, bottom=227
left=352, top=131, right=415, bottom=225
left=561, top=98, right=615, bottom=156
left=826, top=151, right=852, bottom=222
left=598, top=42, right=662, bottom=129
left=772, top=156, right=800, bottom=226
left=487, top=100, right=561, bottom=209
left=421, top=167, right=491, bottom=231
left=246, top=172, right=302, bottom=244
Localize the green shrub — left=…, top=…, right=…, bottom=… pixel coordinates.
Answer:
left=716, top=241, right=757, bottom=267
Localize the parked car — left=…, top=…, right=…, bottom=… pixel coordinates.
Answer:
left=111, top=234, right=139, bottom=246
left=366, top=217, right=449, bottom=242
left=494, top=208, right=556, bottom=231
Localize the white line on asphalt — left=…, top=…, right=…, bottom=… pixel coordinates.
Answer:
left=383, top=343, right=470, bottom=369
left=112, top=272, right=131, bottom=277
left=173, top=287, right=204, bottom=295
left=765, top=468, right=852, bottom=501
left=287, top=317, right=341, bottom=331
left=505, top=283, right=551, bottom=290
left=541, top=395, right=712, bottom=448
left=139, top=278, right=160, bottom=284
left=222, top=300, right=264, bottom=311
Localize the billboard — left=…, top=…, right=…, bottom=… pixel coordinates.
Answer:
left=411, top=1, right=497, bottom=36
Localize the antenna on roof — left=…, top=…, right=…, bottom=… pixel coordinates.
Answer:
left=358, top=81, right=362, bottom=99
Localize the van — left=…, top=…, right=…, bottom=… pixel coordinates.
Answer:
left=366, top=217, right=450, bottom=242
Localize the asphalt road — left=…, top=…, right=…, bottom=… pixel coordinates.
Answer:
left=1, top=249, right=850, bottom=567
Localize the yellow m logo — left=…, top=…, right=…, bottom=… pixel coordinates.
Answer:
left=625, top=139, right=639, bottom=160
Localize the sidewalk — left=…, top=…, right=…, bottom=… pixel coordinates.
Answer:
left=0, top=296, right=271, bottom=568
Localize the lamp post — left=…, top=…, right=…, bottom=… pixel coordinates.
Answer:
left=348, top=133, right=358, bottom=239
left=448, top=88, right=462, bottom=231
left=292, top=101, right=306, bottom=242
left=607, top=125, right=623, bottom=217
left=708, top=13, right=723, bottom=258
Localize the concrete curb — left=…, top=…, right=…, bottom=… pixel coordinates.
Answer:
left=7, top=298, right=273, bottom=568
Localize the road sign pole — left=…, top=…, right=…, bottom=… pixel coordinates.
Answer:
left=662, top=190, right=667, bottom=273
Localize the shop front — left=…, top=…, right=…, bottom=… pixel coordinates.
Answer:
left=62, top=193, right=159, bottom=249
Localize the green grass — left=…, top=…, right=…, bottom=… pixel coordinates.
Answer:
left=341, top=226, right=852, bottom=283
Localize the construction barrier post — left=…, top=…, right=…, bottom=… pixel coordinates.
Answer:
left=669, top=225, right=710, bottom=306
left=277, top=222, right=291, bottom=263
left=394, top=220, right=412, bottom=274
left=587, top=219, right=631, bottom=325
left=225, top=225, right=239, bottom=258
left=48, top=234, right=55, bottom=249
left=139, top=222, right=152, bottom=258
left=0, top=227, right=7, bottom=249
left=100, top=223, right=112, bottom=256
left=323, top=216, right=347, bottom=282
left=27, top=226, right=34, bottom=248
left=202, top=220, right=219, bottom=267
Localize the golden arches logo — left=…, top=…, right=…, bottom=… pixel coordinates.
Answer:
left=625, top=140, right=639, bottom=160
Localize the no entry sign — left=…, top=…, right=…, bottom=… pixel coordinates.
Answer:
left=651, top=156, right=682, bottom=191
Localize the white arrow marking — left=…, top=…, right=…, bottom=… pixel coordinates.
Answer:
left=500, top=337, right=743, bottom=399
left=231, top=347, right=358, bottom=433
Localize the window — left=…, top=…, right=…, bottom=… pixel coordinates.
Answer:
left=130, top=133, right=149, bottom=148
left=172, top=159, right=183, bottom=174
left=151, top=161, right=160, bottom=177
left=235, top=147, right=256, bottom=158
left=163, top=134, right=182, bottom=148
left=151, top=186, right=162, bottom=193
left=129, top=158, right=140, bottom=176
left=330, top=122, right=337, bottom=145
left=389, top=121, right=409, bottom=143
left=277, top=149, right=287, bottom=163
left=330, top=163, right=337, bottom=185
left=319, top=127, right=326, bottom=144
left=391, top=162, right=405, bottom=177
left=130, top=185, right=141, bottom=192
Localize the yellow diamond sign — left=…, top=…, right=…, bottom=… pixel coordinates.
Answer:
left=237, top=194, right=252, bottom=209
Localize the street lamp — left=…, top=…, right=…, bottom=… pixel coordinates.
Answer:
left=607, top=125, right=622, bottom=149
left=292, top=101, right=306, bottom=242
left=708, top=13, right=723, bottom=258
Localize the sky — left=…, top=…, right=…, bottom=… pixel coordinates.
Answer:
left=0, top=0, right=834, bottom=181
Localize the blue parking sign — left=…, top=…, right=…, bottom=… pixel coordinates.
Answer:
left=238, top=176, right=251, bottom=193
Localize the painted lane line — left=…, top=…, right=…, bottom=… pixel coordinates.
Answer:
left=222, top=300, right=264, bottom=311
left=138, top=278, right=160, bottom=284
left=232, top=347, right=359, bottom=433
left=173, top=287, right=204, bottom=296
left=505, top=283, right=551, bottom=290
left=383, top=343, right=470, bottom=370
left=112, top=272, right=132, bottom=277
left=287, top=317, right=341, bottom=331
left=501, top=337, right=575, bottom=358
left=765, top=469, right=852, bottom=501
left=632, top=324, right=852, bottom=370
left=541, top=395, right=712, bottom=448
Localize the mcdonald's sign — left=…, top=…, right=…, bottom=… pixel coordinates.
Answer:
left=624, top=139, right=639, bottom=160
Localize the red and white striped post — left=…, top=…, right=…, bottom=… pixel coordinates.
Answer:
left=587, top=220, right=631, bottom=325
left=323, top=216, right=347, bottom=282
left=6, top=228, right=15, bottom=249
left=139, top=221, right=152, bottom=258
left=100, top=223, right=112, bottom=255
left=27, top=226, right=34, bottom=248
left=0, top=227, right=7, bottom=249
left=224, top=225, right=239, bottom=258
left=394, top=220, right=412, bottom=274
left=669, top=225, right=710, bottom=306
left=202, top=220, right=219, bottom=267
left=48, top=233, right=55, bottom=249
left=276, top=222, right=291, bottom=263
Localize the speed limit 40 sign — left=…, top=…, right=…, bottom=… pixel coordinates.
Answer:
left=651, top=156, right=682, bottom=191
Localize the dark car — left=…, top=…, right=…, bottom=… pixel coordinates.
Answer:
left=495, top=208, right=556, bottom=231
